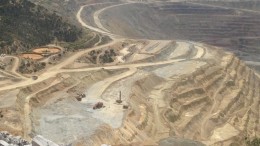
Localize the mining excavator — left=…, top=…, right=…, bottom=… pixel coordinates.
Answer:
left=116, top=91, right=123, bottom=104
left=75, top=93, right=86, bottom=101
left=116, top=91, right=129, bottom=109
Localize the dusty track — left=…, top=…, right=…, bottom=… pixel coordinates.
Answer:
left=3, top=56, right=27, bottom=79
left=77, top=3, right=119, bottom=39
left=93, top=3, right=133, bottom=34
left=0, top=41, right=204, bottom=92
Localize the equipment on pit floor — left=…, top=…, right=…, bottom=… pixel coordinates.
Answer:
left=93, top=102, right=104, bottom=110
left=75, top=93, right=86, bottom=101
left=116, top=91, right=123, bottom=104
left=32, top=76, right=38, bottom=80
left=77, top=93, right=86, bottom=98
left=123, top=105, right=129, bottom=109
left=75, top=96, right=82, bottom=101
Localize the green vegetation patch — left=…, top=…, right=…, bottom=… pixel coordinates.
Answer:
left=0, top=0, right=82, bottom=54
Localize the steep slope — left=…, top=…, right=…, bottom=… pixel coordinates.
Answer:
left=77, top=50, right=259, bottom=146
left=0, top=0, right=82, bottom=54
left=28, top=0, right=121, bottom=26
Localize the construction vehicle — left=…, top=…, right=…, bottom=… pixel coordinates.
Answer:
left=93, top=102, right=104, bottom=110
left=77, top=93, right=86, bottom=98
left=32, top=76, right=38, bottom=80
left=123, top=105, right=129, bottom=109
left=75, top=93, right=86, bottom=101
left=75, top=96, right=82, bottom=101
left=116, top=91, right=123, bottom=104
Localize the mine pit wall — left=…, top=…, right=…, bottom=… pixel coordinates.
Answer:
left=79, top=53, right=259, bottom=145
left=167, top=54, right=259, bottom=143
left=164, top=64, right=215, bottom=137
left=2, top=48, right=257, bottom=145
left=131, top=74, right=165, bottom=101
left=81, top=2, right=121, bottom=28
left=0, top=52, right=258, bottom=146
left=129, top=74, right=166, bottom=134
left=133, top=41, right=179, bottom=63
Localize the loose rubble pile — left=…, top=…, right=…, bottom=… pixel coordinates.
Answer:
left=0, top=131, right=30, bottom=146
left=0, top=132, right=60, bottom=146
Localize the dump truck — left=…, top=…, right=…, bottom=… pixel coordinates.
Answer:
left=93, top=102, right=104, bottom=110
left=32, top=76, right=38, bottom=80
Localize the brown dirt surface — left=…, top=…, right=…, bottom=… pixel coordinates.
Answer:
left=19, top=53, right=44, bottom=60
left=32, top=47, right=61, bottom=54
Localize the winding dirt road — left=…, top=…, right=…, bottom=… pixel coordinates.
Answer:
left=0, top=1, right=208, bottom=142
left=93, top=3, right=133, bottom=33
left=77, top=3, right=119, bottom=38
left=0, top=1, right=206, bottom=93
left=5, top=56, right=27, bottom=79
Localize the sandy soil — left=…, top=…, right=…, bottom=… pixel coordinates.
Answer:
left=33, top=47, right=61, bottom=54
left=19, top=54, right=44, bottom=60
left=0, top=89, right=19, bottom=108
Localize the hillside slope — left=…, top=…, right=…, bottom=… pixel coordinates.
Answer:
left=29, top=0, right=121, bottom=26
left=0, top=0, right=82, bottom=54
left=195, top=0, right=260, bottom=12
